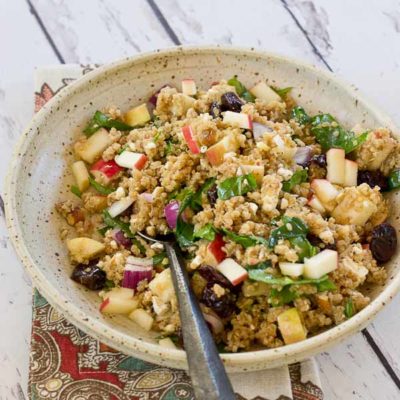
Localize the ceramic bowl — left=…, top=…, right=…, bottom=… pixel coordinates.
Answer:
left=4, top=46, right=400, bottom=372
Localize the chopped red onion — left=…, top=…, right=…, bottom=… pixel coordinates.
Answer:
left=122, top=264, right=153, bottom=289
left=112, top=229, right=132, bottom=249
left=294, top=146, right=313, bottom=167
left=140, top=192, right=154, bottom=203
left=164, top=201, right=180, bottom=229
left=126, top=256, right=153, bottom=268
left=202, top=311, right=224, bottom=334
left=252, top=122, right=273, bottom=141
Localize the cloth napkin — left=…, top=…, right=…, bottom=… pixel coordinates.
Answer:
left=29, top=64, right=324, bottom=400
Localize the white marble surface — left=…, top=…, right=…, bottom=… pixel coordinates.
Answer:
left=1, top=0, right=400, bottom=398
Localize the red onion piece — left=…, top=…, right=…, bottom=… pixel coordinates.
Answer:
left=122, top=264, right=153, bottom=289
left=126, top=256, right=153, bottom=268
left=294, top=146, right=313, bottom=167
left=148, top=85, right=169, bottom=106
left=202, top=311, right=224, bottom=334
left=252, top=122, right=273, bottom=141
left=112, top=229, right=132, bottom=249
left=140, top=192, right=154, bottom=203
left=164, top=201, right=180, bottom=229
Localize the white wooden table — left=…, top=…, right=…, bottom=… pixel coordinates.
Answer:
left=1, top=1, right=400, bottom=398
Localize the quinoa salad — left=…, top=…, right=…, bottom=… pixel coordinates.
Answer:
left=56, top=76, right=400, bottom=352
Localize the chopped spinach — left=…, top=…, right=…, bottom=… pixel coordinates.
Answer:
left=388, top=169, right=400, bottom=190
left=193, top=223, right=217, bottom=241
left=88, top=175, right=114, bottom=195
left=153, top=252, right=167, bottom=266
left=97, top=225, right=109, bottom=236
left=227, top=76, right=255, bottom=102
left=165, top=140, right=174, bottom=155
left=222, top=228, right=269, bottom=248
left=311, top=114, right=368, bottom=153
left=83, top=111, right=134, bottom=136
left=104, top=279, right=116, bottom=290
left=269, top=286, right=298, bottom=306
left=191, top=178, right=216, bottom=211
left=175, top=217, right=195, bottom=248
left=344, top=298, right=355, bottom=318
left=282, top=169, right=308, bottom=192
left=70, top=185, right=82, bottom=198
left=117, top=144, right=128, bottom=155
left=271, top=86, right=292, bottom=99
left=267, top=216, right=309, bottom=247
left=290, top=106, right=311, bottom=125
left=217, top=173, right=258, bottom=200
left=249, top=270, right=331, bottom=286
left=245, top=261, right=272, bottom=270
left=290, top=236, right=319, bottom=261
left=315, top=278, right=337, bottom=292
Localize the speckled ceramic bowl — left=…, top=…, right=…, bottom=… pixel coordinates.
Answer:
left=4, top=46, right=400, bottom=372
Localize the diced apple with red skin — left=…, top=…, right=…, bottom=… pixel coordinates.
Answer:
left=124, top=103, right=151, bottom=126
left=182, top=125, right=200, bottom=154
left=223, top=111, right=253, bottom=130
left=75, top=128, right=113, bottom=163
left=326, top=148, right=345, bottom=185
left=90, top=159, right=123, bottom=184
left=205, top=234, right=227, bottom=267
left=249, top=81, right=281, bottom=103
left=237, top=164, right=264, bottom=185
left=67, top=237, right=105, bottom=263
left=216, top=258, right=248, bottom=286
left=206, top=134, right=240, bottom=166
left=344, top=160, right=358, bottom=187
left=115, top=151, right=148, bottom=170
left=100, top=287, right=138, bottom=314
left=181, top=79, right=197, bottom=96
left=310, top=179, right=339, bottom=212
left=279, top=262, right=304, bottom=278
left=277, top=308, right=307, bottom=345
left=307, top=195, right=326, bottom=215
left=107, top=196, right=134, bottom=218
left=129, top=309, right=154, bottom=331
left=303, top=249, right=338, bottom=279
left=71, top=161, right=90, bottom=192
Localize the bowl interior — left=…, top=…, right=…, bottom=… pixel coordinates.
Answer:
left=6, top=47, right=400, bottom=371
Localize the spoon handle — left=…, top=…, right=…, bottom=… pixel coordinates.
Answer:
left=165, top=243, right=236, bottom=400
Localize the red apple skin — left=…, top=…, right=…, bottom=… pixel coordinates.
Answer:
left=134, top=154, right=148, bottom=170
left=99, top=297, right=110, bottom=312
left=208, top=234, right=226, bottom=263
left=182, top=126, right=200, bottom=154
left=247, top=115, right=253, bottom=130
left=91, top=159, right=123, bottom=178
left=231, top=271, right=249, bottom=286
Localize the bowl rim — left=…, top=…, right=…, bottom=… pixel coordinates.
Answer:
left=4, top=45, right=400, bottom=370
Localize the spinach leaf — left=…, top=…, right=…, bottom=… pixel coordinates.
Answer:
left=222, top=228, right=269, bottom=248
left=165, top=140, right=175, bottom=155
left=249, top=270, right=331, bottom=286
left=282, top=169, right=308, bottom=192
left=217, top=173, right=258, bottom=200
left=344, top=298, right=355, bottom=318
left=70, top=185, right=82, bottom=198
left=271, top=86, right=292, bottom=99
left=191, top=178, right=216, bottom=211
left=193, top=223, right=217, bottom=241
left=291, top=106, right=311, bottom=125
left=102, top=210, right=145, bottom=253
left=246, top=261, right=272, bottom=270
left=104, top=279, right=116, bottom=290
left=315, top=279, right=337, bottom=292
left=269, top=286, right=298, bottom=306
left=290, top=236, right=319, bottom=261
left=117, top=144, right=128, bottom=155
left=175, top=217, right=195, bottom=247
left=227, top=76, right=255, bottom=102
left=153, top=252, right=167, bottom=266
left=267, top=216, right=309, bottom=247
left=388, top=169, right=400, bottom=190
left=311, top=114, right=368, bottom=153
left=83, top=111, right=134, bottom=136
left=97, top=225, right=109, bottom=236
left=88, top=175, right=114, bottom=195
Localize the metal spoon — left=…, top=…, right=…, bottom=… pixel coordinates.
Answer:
left=137, top=231, right=236, bottom=400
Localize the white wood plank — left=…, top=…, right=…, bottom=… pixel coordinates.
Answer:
left=0, top=1, right=60, bottom=398
left=31, top=0, right=174, bottom=64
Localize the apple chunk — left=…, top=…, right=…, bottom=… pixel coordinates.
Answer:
left=90, top=159, right=122, bottom=184
left=216, top=258, right=248, bottom=286
left=303, top=249, right=338, bottom=279
left=181, top=79, right=197, bottom=96
left=107, top=196, right=134, bottom=218
left=75, top=128, right=113, bottom=163
left=307, top=195, right=326, bottom=215
left=67, top=237, right=105, bottom=263
left=326, top=148, right=345, bottom=185
left=279, top=262, right=304, bottom=278
left=344, top=160, right=358, bottom=187
left=148, top=268, right=175, bottom=302
left=277, top=308, right=307, bottom=345
left=249, top=81, right=281, bottom=103
left=71, top=161, right=90, bottom=192
left=100, top=288, right=138, bottom=315
left=223, top=111, right=252, bottom=129
left=129, top=309, right=154, bottom=331
left=206, top=134, right=240, bottom=166
left=115, top=151, right=148, bottom=170
left=205, top=234, right=227, bottom=266
left=124, top=103, right=151, bottom=126
left=182, top=125, right=200, bottom=154
left=310, top=179, right=339, bottom=211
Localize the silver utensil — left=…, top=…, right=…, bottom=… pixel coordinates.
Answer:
left=137, top=231, right=236, bottom=400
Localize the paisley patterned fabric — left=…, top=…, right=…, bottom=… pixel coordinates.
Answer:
left=29, top=66, right=324, bottom=400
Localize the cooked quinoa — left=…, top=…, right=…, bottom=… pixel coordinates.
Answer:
left=57, top=76, right=399, bottom=352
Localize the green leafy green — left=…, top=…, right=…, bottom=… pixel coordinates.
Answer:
left=165, top=140, right=174, bottom=155
left=267, top=216, right=309, bottom=247
left=222, top=228, right=269, bottom=248
left=291, top=106, right=311, bottom=125
left=88, top=175, right=114, bottom=195
left=153, top=129, right=162, bottom=143
left=193, top=224, right=217, bottom=241
left=104, top=279, right=115, bottom=290
left=83, top=111, right=134, bottom=136
left=344, top=298, right=355, bottom=318
left=227, top=76, right=255, bottom=102
left=102, top=210, right=145, bottom=254
left=269, top=286, right=298, bottom=306
left=290, top=236, right=319, bottom=261
left=97, top=225, right=109, bottom=236
left=272, top=86, right=292, bottom=99
left=246, top=261, right=272, bottom=270
left=70, top=185, right=82, bottom=198
left=315, top=279, right=337, bottom=292
left=117, top=144, right=128, bottom=155
left=175, top=217, right=195, bottom=248
left=311, top=114, right=368, bottom=153
left=249, top=270, right=331, bottom=286
left=217, top=173, right=258, bottom=200
left=388, top=169, right=400, bottom=190
left=153, top=252, right=167, bottom=266
left=191, top=178, right=216, bottom=211
left=282, top=169, right=308, bottom=192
